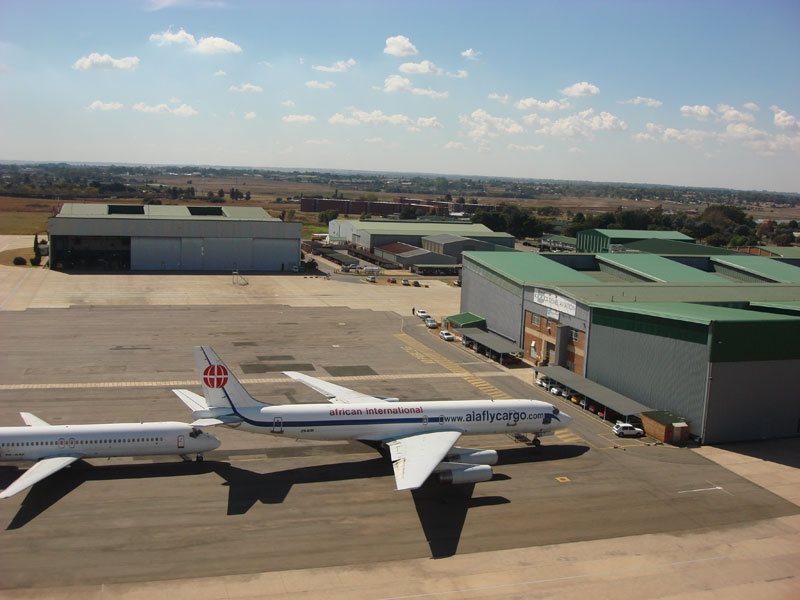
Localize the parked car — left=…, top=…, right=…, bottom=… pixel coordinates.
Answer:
left=549, top=385, right=564, bottom=396
left=387, top=277, right=397, bottom=283
left=425, top=318, right=438, bottom=328
left=401, top=278, right=410, bottom=286
left=535, top=376, right=551, bottom=388
left=612, top=422, right=645, bottom=438
left=365, top=275, right=376, bottom=283
left=416, top=309, right=429, bottom=319
left=439, top=331, right=455, bottom=341
left=412, top=280, right=421, bottom=287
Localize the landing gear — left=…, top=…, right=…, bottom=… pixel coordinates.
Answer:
left=180, top=454, right=191, bottom=462
left=532, top=437, right=542, bottom=447
left=196, top=454, right=204, bottom=463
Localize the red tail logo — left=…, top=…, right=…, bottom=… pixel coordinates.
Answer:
left=203, top=364, right=229, bottom=389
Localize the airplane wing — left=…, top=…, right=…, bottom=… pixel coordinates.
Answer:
left=0, top=456, right=80, bottom=499
left=385, top=430, right=462, bottom=491
left=20, top=412, right=50, bottom=427
left=284, top=371, right=395, bottom=404
left=172, top=389, right=208, bottom=412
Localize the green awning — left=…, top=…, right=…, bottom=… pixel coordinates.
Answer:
left=445, top=312, right=486, bottom=328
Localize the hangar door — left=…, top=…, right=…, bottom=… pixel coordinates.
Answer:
left=203, top=238, right=252, bottom=271
left=253, top=238, right=298, bottom=271
left=131, top=238, right=181, bottom=270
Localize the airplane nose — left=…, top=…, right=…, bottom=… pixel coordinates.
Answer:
left=205, top=434, right=221, bottom=450
left=561, top=412, right=573, bottom=426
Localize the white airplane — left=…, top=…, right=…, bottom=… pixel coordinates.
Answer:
left=174, top=346, right=572, bottom=491
left=0, top=413, right=220, bottom=499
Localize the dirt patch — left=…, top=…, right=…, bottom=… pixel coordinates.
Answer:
left=0, top=247, right=42, bottom=268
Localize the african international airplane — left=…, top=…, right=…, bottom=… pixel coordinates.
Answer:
left=0, top=413, right=220, bottom=499
left=174, top=346, right=572, bottom=491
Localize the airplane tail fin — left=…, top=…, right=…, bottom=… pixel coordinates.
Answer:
left=192, top=346, right=268, bottom=412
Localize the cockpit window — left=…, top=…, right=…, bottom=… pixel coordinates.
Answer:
left=552, top=407, right=560, bottom=415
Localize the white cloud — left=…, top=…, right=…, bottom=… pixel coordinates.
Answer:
left=716, top=104, right=754, bottom=123
left=633, top=122, right=715, bottom=146
left=306, top=80, right=335, bottom=90
left=72, top=53, right=139, bottom=71
left=529, top=109, right=626, bottom=138
left=620, top=96, right=662, bottom=108
left=384, top=35, right=418, bottom=57
left=447, top=69, right=468, bottom=79
left=399, top=60, right=442, bottom=75
left=244, top=111, right=256, bottom=120
left=281, top=100, right=296, bottom=108
left=680, top=104, right=716, bottom=121
left=515, top=97, right=570, bottom=111
left=313, top=58, right=356, bottom=73
left=133, top=102, right=198, bottom=117
left=488, top=92, right=510, bottom=104
left=258, top=61, right=273, bottom=68
left=364, top=137, right=383, bottom=144
left=149, top=28, right=196, bottom=47
left=743, top=102, right=760, bottom=112
left=282, top=114, right=316, bottom=124
left=213, top=69, right=226, bottom=77
left=304, top=139, right=331, bottom=145
left=770, top=105, right=799, bottom=130
left=87, top=100, right=124, bottom=111
left=459, top=109, right=524, bottom=141
left=444, top=141, right=468, bottom=150
left=149, top=27, right=241, bottom=54
left=229, top=82, right=262, bottom=93
left=508, top=144, right=544, bottom=152
left=382, top=74, right=448, bottom=99
left=328, top=109, right=439, bottom=131
left=560, top=81, right=600, bottom=97
left=461, top=48, right=481, bottom=61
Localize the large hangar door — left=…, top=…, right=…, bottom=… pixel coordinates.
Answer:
left=181, top=238, right=203, bottom=270
left=131, top=238, right=180, bottom=270
left=253, top=238, right=298, bottom=271
left=203, top=237, right=252, bottom=271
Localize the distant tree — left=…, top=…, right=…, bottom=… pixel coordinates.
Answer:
left=318, top=209, right=339, bottom=225
left=217, top=189, right=225, bottom=199
left=245, top=191, right=251, bottom=201
left=286, top=209, right=296, bottom=221
left=207, top=191, right=215, bottom=200
left=444, top=193, right=453, bottom=203
left=399, top=205, right=418, bottom=220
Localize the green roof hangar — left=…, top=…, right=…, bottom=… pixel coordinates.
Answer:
left=460, top=250, right=800, bottom=444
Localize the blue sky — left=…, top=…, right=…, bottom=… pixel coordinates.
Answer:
left=1, top=0, right=798, bottom=192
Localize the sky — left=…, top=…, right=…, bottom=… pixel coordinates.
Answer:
left=0, top=0, right=799, bottom=193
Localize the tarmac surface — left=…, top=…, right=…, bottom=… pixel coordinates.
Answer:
left=0, top=236, right=798, bottom=599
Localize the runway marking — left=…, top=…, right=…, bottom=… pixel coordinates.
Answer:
left=678, top=485, right=724, bottom=494
left=555, top=476, right=571, bottom=483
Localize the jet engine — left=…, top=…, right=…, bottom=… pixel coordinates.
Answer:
left=444, top=447, right=498, bottom=465
left=435, top=462, right=494, bottom=485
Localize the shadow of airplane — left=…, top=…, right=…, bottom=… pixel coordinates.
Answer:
left=2, top=461, right=214, bottom=530
left=497, top=443, right=590, bottom=465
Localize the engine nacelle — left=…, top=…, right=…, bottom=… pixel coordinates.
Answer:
left=436, top=463, right=493, bottom=485
left=444, top=447, right=498, bottom=466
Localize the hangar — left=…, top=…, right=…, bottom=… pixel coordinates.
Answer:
left=456, top=250, right=800, bottom=443
left=48, top=203, right=301, bottom=272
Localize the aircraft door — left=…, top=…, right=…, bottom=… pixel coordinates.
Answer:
left=422, top=415, right=428, bottom=427
left=439, top=415, right=445, bottom=427
left=272, top=418, right=283, bottom=433
left=58, top=437, right=65, bottom=448
left=177, top=435, right=185, bottom=449
left=68, top=437, right=76, bottom=448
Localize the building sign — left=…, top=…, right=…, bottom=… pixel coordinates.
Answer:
left=546, top=308, right=560, bottom=321
left=533, top=288, right=576, bottom=316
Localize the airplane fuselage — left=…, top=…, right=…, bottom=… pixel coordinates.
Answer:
left=226, top=399, right=568, bottom=441
left=0, top=421, right=219, bottom=462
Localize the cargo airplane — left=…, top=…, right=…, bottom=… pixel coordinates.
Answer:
left=174, top=346, right=572, bottom=491
left=0, top=413, right=220, bottom=499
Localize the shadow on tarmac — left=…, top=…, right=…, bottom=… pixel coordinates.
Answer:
left=2, top=460, right=214, bottom=530
left=497, top=443, right=590, bottom=465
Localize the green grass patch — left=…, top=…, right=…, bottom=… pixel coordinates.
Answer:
left=0, top=212, right=49, bottom=235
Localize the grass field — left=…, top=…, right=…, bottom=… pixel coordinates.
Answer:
left=0, top=211, right=50, bottom=235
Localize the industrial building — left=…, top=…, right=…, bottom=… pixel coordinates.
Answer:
left=373, top=242, right=457, bottom=268
left=453, top=250, right=800, bottom=444
left=48, top=203, right=301, bottom=272
left=576, top=229, right=694, bottom=253
left=328, top=219, right=515, bottom=252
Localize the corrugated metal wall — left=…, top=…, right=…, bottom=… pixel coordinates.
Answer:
left=586, top=324, right=709, bottom=437
left=705, top=360, right=800, bottom=443
left=131, top=237, right=181, bottom=269
left=131, top=237, right=298, bottom=271
left=461, top=260, right=524, bottom=344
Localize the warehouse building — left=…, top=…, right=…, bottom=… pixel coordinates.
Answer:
left=328, top=219, right=515, bottom=252
left=455, top=250, right=800, bottom=443
left=576, top=229, right=694, bottom=253
left=373, top=242, right=457, bottom=268
left=49, top=203, right=301, bottom=272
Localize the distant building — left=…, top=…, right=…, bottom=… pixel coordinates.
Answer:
left=49, top=203, right=300, bottom=272
left=576, top=229, right=694, bottom=253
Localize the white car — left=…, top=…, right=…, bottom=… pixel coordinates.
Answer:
left=425, top=318, right=438, bottom=329
left=439, top=331, right=455, bottom=341
left=549, top=385, right=564, bottom=396
left=612, top=422, right=645, bottom=438
left=416, top=309, right=429, bottom=319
